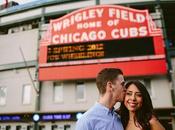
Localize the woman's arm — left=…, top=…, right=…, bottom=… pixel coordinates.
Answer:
left=149, top=116, right=165, bottom=130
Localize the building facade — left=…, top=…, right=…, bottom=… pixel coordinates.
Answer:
left=0, top=0, right=175, bottom=130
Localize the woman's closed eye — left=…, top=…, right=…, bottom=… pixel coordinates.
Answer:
left=126, top=91, right=142, bottom=97
left=135, top=93, right=142, bottom=97
left=126, top=92, right=132, bottom=96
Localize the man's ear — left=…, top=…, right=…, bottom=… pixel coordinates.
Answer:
left=106, top=81, right=113, bottom=92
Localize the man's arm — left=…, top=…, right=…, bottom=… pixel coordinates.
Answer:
left=75, top=118, right=92, bottom=130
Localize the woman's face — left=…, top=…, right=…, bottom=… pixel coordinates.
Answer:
left=124, top=84, right=143, bottom=112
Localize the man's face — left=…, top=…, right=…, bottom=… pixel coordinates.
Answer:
left=111, top=74, right=126, bottom=102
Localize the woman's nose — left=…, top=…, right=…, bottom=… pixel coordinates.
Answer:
left=131, top=94, right=136, bottom=100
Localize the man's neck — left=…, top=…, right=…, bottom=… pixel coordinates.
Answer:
left=98, top=96, right=114, bottom=110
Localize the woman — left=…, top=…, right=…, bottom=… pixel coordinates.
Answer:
left=120, top=80, right=165, bottom=130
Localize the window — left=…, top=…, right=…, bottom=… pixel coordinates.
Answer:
left=0, top=86, right=7, bottom=106
left=76, top=82, right=86, bottom=102
left=53, top=82, right=63, bottom=103
left=22, top=84, right=31, bottom=105
left=39, top=125, right=45, bottom=130
left=27, top=125, right=33, bottom=130
left=64, top=125, right=71, bottom=130
left=51, top=125, right=57, bottom=130
left=6, top=126, right=11, bottom=130
left=16, top=126, right=21, bottom=130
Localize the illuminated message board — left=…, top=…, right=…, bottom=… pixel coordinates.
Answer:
left=47, top=37, right=154, bottom=63
left=0, top=115, right=21, bottom=122
left=0, top=112, right=80, bottom=122
left=0, top=114, right=32, bottom=122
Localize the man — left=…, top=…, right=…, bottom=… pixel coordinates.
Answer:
left=75, top=68, right=125, bottom=130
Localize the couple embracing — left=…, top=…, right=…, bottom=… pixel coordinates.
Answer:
left=75, top=68, right=165, bottom=130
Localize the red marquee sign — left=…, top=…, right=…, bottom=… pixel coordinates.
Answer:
left=39, top=5, right=167, bottom=81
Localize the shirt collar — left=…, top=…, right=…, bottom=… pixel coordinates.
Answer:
left=95, top=102, right=115, bottom=115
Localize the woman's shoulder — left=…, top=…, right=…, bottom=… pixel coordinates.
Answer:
left=149, top=116, right=165, bottom=130
left=149, top=115, right=158, bottom=122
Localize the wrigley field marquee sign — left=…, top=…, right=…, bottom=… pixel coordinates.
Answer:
left=39, top=5, right=166, bottom=80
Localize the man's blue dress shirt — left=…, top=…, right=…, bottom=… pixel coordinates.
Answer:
left=75, top=102, right=124, bottom=130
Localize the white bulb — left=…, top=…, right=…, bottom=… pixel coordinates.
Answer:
left=76, top=113, right=83, bottom=120
left=33, top=114, right=40, bottom=122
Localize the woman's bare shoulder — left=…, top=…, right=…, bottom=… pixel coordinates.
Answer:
left=149, top=116, right=165, bottom=130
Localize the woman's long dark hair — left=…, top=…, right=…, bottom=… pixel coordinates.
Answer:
left=120, top=80, right=154, bottom=130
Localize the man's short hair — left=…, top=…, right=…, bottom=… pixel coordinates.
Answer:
left=96, top=68, right=123, bottom=95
